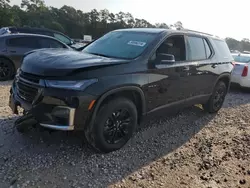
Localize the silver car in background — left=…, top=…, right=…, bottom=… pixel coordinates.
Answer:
left=231, top=53, right=250, bottom=88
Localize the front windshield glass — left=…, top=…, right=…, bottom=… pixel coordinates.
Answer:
left=82, top=31, right=157, bottom=59
left=232, top=55, right=250, bottom=63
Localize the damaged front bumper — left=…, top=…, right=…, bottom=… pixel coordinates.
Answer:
left=9, top=76, right=97, bottom=131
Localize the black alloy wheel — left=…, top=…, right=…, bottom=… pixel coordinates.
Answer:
left=85, top=97, right=137, bottom=153
left=103, top=109, right=132, bottom=144
left=203, top=81, right=227, bottom=113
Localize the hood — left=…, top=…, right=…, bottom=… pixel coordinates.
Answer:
left=21, top=49, right=129, bottom=77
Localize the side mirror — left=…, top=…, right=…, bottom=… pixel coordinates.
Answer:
left=157, top=53, right=175, bottom=64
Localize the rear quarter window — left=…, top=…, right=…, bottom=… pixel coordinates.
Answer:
left=212, top=39, right=232, bottom=60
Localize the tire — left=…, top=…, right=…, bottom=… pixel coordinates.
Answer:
left=0, top=57, right=15, bottom=81
left=203, top=81, right=227, bottom=113
left=15, top=114, right=37, bottom=133
left=85, top=97, right=138, bottom=153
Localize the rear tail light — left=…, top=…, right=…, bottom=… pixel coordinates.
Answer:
left=242, top=65, right=248, bottom=77
left=232, top=61, right=236, bottom=66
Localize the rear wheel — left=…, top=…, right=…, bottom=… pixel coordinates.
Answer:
left=203, top=81, right=227, bottom=113
left=85, top=97, right=137, bottom=153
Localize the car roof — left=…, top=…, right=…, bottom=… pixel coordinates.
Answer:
left=0, top=33, right=60, bottom=40
left=113, top=28, right=223, bottom=40
left=8, top=26, right=64, bottom=35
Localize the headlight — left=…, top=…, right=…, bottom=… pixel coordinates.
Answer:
left=44, top=79, right=98, bottom=90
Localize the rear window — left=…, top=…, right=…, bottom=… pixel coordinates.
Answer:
left=213, top=39, right=231, bottom=58
left=232, top=55, right=250, bottom=63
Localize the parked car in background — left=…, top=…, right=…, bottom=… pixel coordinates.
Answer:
left=9, top=28, right=234, bottom=153
left=231, top=53, right=250, bottom=88
left=0, top=33, right=70, bottom=81
left=0, top=26, right=76, bottom=48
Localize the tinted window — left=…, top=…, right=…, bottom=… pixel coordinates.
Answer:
left=38, top=38, right=65, bottom=48
left=7, top=37, right=38, bottom=48
left=187, top=36, right=206, bottom=60
left=54, top=33, right=71, bottom=45
left=213, top=39, right=231, bottom=59
left=204, top=39, right=212, bottom=58
left=83, top=31, right=157, bottom=59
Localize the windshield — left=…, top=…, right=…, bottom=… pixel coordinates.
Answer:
left=82, top=31, right=157, bottom=59
left=232, top=54, right=250, bottom=63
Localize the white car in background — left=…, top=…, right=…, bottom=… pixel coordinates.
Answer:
left=231, top=53, right=250, bottom=88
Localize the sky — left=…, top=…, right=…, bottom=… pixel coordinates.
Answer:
left=10, top=0, right=250, bottom=40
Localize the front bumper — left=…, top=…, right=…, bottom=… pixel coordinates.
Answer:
left=9, top=80, right=97, bottom=131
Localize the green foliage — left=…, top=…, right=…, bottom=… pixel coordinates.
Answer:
left=225, top=38, right=250, bottom=52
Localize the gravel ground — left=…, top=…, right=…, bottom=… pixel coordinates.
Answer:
left=0, top=81, right=250, bottom=188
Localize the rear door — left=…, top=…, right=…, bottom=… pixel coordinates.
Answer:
left=6, top=36, right=39, bottom=68
left=185, top=35, right=214, bottom=96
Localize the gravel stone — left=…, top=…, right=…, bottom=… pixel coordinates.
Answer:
left=1, top=82, right=250, bottom=188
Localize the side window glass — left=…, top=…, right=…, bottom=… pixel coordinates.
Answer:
left=154, top=35, right=186, bottom=62
left=8, top=37, right=38, bottom=48
left=38, top=38, right=65, bottom=48
left=213, top=39, right=231, bottom=59
left=203, top=39, right=212, bottom=58
left=187, top=36, right=206, bottom=60
left=54, top=33, right=71, bottom=45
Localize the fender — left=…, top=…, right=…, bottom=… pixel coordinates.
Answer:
left=88, top=86, right=146, bottom=127
left=214, top=72, right=231, bottom=92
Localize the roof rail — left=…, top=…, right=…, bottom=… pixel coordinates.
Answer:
left=181, top=29, right=213, bottom=36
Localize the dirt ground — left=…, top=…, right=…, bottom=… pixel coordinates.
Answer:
left=0, top=81, right=250, bottom=188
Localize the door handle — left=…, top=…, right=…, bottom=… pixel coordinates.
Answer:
left=212, top=64, right=218, bottom=68
left=10, top=51, right=16, bottom=53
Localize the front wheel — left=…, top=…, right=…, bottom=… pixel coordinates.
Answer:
left=85, top=97, right=138, bottom=153
left=0, top=58, right=15, bottom=81
left=203, top=81, right=227, bottom=113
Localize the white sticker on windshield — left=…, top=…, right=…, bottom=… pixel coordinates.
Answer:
left=128, top=41, right=146, bottom=47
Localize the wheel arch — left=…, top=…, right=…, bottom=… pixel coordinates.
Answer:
left=89, top=86, right=147, bottom=126
left=214, top=73, right=231, bottom=92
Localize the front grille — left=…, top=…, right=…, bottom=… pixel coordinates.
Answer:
left=16, top=71, right=41, bottom=103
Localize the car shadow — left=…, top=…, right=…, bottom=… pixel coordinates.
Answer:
left=0, top=105, right=216, bottom=188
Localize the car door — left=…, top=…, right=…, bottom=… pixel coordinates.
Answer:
left=146, top=34, right=196, bottom=112
left=6, top=36, right=39, bottom=69
left=185, top=35, right=214, bottom=96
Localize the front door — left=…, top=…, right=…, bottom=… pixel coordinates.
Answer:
left=146, top=34, right=195, bottom=113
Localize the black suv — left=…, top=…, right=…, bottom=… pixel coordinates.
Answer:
left=9, top=28, right=234, bottom=153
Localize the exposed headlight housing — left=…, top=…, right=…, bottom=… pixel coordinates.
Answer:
left=44, top=79, right=98, bottom=90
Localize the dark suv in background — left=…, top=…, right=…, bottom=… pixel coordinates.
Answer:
left=9, top=28, right=234, bottom=153
left=0, top=26, right=75, bottom=47
left=0, top=33, right=70, bottom=80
